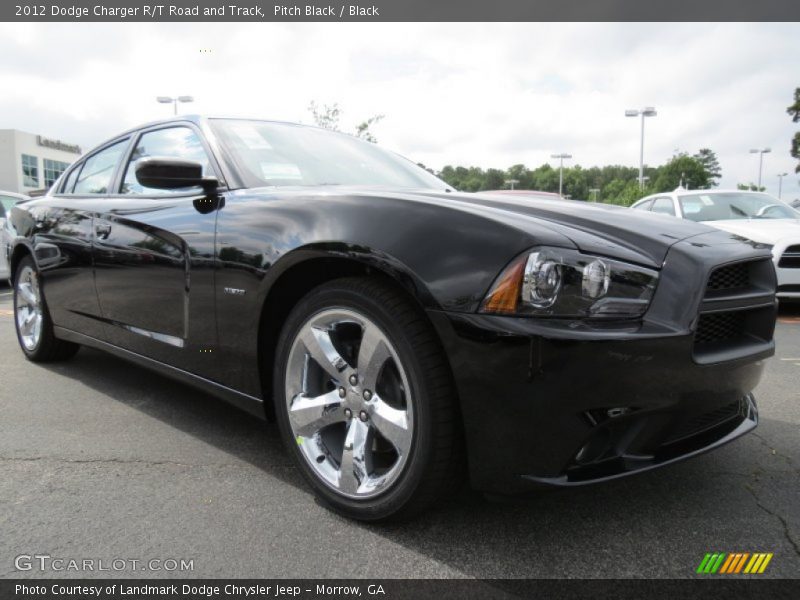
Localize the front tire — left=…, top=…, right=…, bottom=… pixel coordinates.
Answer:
left=274, top=277, right=463, bottom=521
left=13, top=255, right=79, bottom=362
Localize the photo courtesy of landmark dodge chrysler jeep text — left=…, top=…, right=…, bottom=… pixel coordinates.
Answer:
left=6, top=116, right=777, bottom=520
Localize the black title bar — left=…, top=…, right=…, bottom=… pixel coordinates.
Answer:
left=4, top=0, right=800, bottom=22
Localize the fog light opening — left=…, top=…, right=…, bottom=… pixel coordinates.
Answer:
left=574, top=428, right=612, bottom=465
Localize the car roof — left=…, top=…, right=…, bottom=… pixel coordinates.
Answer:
left=483, top=189, right=561, bottom=197
left=0, top=190, right=30, bottom=200
left=674, top=188, right=774, bottom=197
left=637, top=188, right=778, bottom=204
left=88, top=115, right=339, bottom=154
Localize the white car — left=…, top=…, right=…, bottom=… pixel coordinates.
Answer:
left=632, top=189, right=800, bottom=301
left=0, top=191, right=30, bottom=281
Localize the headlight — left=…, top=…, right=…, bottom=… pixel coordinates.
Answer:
left=480, top=247, right=659, bottom=318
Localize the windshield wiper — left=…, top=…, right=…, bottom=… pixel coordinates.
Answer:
left=730, top=205, right=749, bottom=217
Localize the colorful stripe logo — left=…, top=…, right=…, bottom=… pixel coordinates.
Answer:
left=697, top=552, right=773, bottom=574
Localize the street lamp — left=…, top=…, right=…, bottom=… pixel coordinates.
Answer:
left=777, top=172, right=788, bottom=199
left=504, top=178, right=519, bottom=191
left=157, top=95, right=194, bottom=115
left=625, top=106, right=657, bottom=190
left=749, top=148, right=771, bottom=189
left=589, top=188, right=600, bottom=202
left=550, top=153, right=572, bottom=197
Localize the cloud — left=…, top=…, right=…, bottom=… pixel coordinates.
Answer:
left=0, top=22, right=797, bottom=197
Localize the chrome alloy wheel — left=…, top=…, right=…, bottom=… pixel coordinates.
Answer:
left=285, top=308, right=414, bottom=499
left=15, top=265, right=43, bottom=351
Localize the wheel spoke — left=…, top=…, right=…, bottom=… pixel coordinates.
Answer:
left=357, top=322, right=392, bottom=391
left=19, top=309, right=36, bottom=335
left=338, top=419, right=369, bottom=494
left=369, top=396, right=411, bottom=456
left=18, top=283, right=36, bottom=307
left=300, top=327, right=351, bottom=382
left=31, top=315, right=42, bottom=344
left=289, top=390, right=345, bottom=437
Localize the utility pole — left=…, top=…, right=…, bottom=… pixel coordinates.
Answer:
left=550, top=153, right=572, bottom=197
left=777, top=172, right=788, bottom=199
left=749, top=148, right=771, bottom=189
left=625, top=107, right=657, bottom=190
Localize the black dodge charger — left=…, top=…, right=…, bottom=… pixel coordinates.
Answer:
left=7, top=116, right=777, bottom=520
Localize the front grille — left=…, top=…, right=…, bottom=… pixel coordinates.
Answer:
left=778, top=245, right=800, bottom=269
left=706, top=262, right=749, bottom=291
left=663, top=401, right=741, bottom=445
left=695, top=312, right=746, bottom=345
left=692, top=259, right=776, bottom=362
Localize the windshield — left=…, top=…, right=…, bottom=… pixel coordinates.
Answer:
left=209, top=119, right=448, bottom=191
left=679, top=192, right=799, bottom=222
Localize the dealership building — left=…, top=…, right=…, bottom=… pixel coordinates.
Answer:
left=0, top=129, right=82, bottom=195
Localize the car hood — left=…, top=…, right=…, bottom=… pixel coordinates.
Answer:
left=411, top=191, right=721, bottom=268
left=241, top=186, right=743, bottom=269
left=700, top=218, right=800, bottom=245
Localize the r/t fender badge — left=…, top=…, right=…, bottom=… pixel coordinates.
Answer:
left=223, top=287, right=247, bottom=296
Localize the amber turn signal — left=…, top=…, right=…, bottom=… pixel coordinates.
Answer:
left=480, top=256, right=526, bottom=314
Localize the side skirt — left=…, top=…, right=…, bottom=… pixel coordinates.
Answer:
left=53, top=326, right=267, bottom=420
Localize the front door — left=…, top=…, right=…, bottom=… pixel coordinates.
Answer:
left=92, top=124, right=221, bottom=375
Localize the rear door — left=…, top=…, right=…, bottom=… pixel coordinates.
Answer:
left=27, top=139, right=131, bottom=339
left=92, top=123, right=223, bottom=375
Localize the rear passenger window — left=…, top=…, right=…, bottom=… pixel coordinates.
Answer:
left=73, top=140, right=129, bottom=195
left=633, top=199, right=653, bottom=211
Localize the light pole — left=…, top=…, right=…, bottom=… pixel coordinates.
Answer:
left=625, top=107, right=657, bottom=190
left=504, top=179, right=519, bottom=190
left=550, top=153, right=572, bottom=197
left=749, top=148, right=771, bottom=189
left=777, top=172, right=788, bottom=199
left=589, top=188, right=600, bottom=202
left=157, top=95, right=194, bottom=115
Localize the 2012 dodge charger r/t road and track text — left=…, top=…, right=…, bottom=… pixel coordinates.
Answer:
left=6, top=116, right=778, bottom=520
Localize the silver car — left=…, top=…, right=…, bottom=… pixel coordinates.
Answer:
left=0, top=191, right=30, bottom=281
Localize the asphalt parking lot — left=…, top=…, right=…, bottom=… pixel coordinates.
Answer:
left=0, top=281, right=798, bottom=580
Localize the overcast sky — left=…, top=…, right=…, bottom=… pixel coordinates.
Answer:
left=1, top=22, right=798, bottom=197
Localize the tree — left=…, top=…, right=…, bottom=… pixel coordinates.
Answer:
left=355, top=115, right=385, bottom=143
left=308, top=101, right=383, bottom=143
left=484, top=168, right=506, bottom=190
left=652, top=154, right=710, bottom=192
left=788, top=87, right=800, bottom=173
left=737, top=183, right=766, bottom=192
left=308, top=101, right=341, bottom=131
left=693, top=148, right=721, bottom=187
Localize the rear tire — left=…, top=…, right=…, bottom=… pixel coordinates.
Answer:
left=13, top=255, right=79, bottom=362
left=273, top=277, right=463, bottom=521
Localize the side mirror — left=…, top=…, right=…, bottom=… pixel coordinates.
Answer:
left=135, top=157, right=218, bottom=192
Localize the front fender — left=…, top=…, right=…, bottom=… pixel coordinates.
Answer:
left=255, top=241, right=441, bottom=311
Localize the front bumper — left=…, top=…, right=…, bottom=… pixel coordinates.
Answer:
left=429, top=311, right=766, bottom=493
left=428, top=233, right=776, bottom=493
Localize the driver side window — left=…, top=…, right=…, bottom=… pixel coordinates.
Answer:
left=120, top=126, right=213, bottom=195
left=651, top=197, right=676, bottom=216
